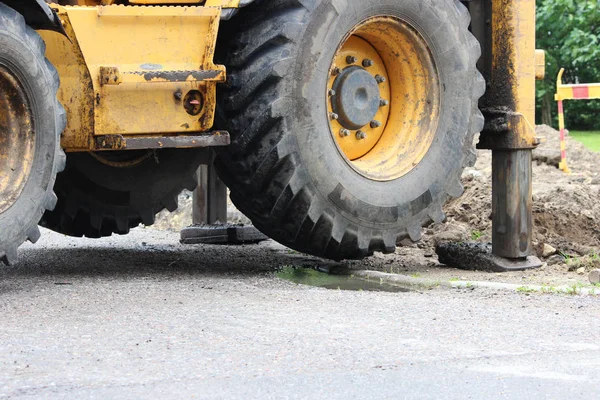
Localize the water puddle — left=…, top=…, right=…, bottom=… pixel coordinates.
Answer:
left=277, top=267, right=410, bottom=293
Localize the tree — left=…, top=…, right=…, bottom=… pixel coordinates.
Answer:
left=536, top=0, right=600, bottom=129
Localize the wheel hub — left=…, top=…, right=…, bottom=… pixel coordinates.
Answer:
left=327, top=35, right=390, bottom=161
left=326, top=17, right=440, bottom=181
left=0, top=66, right=35, bottom=214
left=331, top=66, right=381, bottom=130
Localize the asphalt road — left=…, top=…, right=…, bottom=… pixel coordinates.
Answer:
left=1, top=228, right=599, bottom=399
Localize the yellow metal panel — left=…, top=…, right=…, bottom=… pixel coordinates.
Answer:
left=39, top=8, right=95, bottom=151
left=63, top=5, right=225, bottom=136
left=490, top=0, right=538, bottom=148
left=81, top=6, right=220, bottom=70
left=205, top=0, right=241, bottom=7
left=132, top=0, right=242, bottom=5
left=42, top=4, right=226, bottom=151
left=53, top=1, right=242, bottom=8
left=129, top=1, right=203, bottom=4
left=58, top=1, right=111, bottom=5
left=492, top=0, right=535, bottom=127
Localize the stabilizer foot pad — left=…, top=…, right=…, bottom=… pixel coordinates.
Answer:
left=180, top=224, right=269, bottom=245
left=436, top=242, right=543, bottom=273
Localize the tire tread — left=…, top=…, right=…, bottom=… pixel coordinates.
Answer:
left=0, top=4, right=65, bottom=265
left=215, top=0, right=484, bottom=260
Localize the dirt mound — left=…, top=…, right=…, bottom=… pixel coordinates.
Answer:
left=431, top=125, right=600, bottom=261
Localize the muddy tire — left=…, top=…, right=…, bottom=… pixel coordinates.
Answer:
left=41, top=149, right=204, bottom=238
left=216, top=0, right=485, bottom=260
left=0, top=4, right=66, bottom=265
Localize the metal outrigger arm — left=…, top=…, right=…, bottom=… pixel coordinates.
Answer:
left=440, top=0, right=545, bottom=272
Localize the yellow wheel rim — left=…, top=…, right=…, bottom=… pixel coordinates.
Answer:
left=327, top=17, right=440, bottom=181
left=0, top=66, right=35, bottom=214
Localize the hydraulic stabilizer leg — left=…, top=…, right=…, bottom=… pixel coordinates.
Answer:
left=492, top=150, right=533, bottom=259
left=484, top=0, right=542, bottom=267
left=180, top=154, right=268, bottom=245
left=437, top=0, right=545, bottom=272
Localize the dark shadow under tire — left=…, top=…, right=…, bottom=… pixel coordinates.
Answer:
left=215, top=0, right=485, bottom=260
left=0, top=4, right=66, bottom=265
left=41, top=149, right=205, bottom=238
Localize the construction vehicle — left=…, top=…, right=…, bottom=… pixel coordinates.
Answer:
left=0, top=0, right=543, bottom=266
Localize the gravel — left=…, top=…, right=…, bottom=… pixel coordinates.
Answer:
left=1, top=228, right=600, bottom=398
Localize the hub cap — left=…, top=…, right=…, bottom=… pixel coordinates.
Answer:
left=327, top=17, right=441, bottom=181
left=0, top=66, right=35, bottom=214
left=331, top=66, right=381, bottom=130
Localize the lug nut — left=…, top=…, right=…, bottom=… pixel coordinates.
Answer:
left=362, top=59, right=374, bottom=68
left=380, top=98, right=389, bottom=107
left=339, top=128, right=351, bottom=137
left=370, top=120, right=382, bottom=129
left=329, top=112, right=339, bottom=120
left=356, top=130, right=367, bottom=140
left=375, top=75, right=386, bottom=84
left=346, top=55, right=358, bottom=64
left=332, top=67, right=341, bottom=76
left=328, top=89, right=336, bottom=96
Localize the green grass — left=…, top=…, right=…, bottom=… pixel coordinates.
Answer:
left=470, top=230, right=483, bottom=241
left=570, top=130, right=600, bottom=152
left=516, top=286, right=539, bottom=293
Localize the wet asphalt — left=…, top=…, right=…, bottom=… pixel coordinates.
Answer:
left=0, top=228, right=599, bottom=399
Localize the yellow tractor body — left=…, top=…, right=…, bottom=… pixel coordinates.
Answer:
left=40, top=3, right=227, bottom=151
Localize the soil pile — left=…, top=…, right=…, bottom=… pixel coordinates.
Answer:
left=442, top=125, right=600, bottom=254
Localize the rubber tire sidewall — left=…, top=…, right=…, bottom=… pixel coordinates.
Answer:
left=0, top=16, right=60, bottom=252
left=290, top=0, right=474, bottom=231
left=43, top=148, right=205, bottom=237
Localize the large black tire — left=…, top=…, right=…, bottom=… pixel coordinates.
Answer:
left=41, top=149, right=204, bottom=238
left=0, top=4, right=66, bottom=265
left=215, top=0, right=485, bottom=260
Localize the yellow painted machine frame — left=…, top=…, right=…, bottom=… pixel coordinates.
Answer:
left=39, top=2, right=243, bottom=152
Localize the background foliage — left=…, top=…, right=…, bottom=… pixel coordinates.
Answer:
left=536, top=0, right=600, bottom=129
